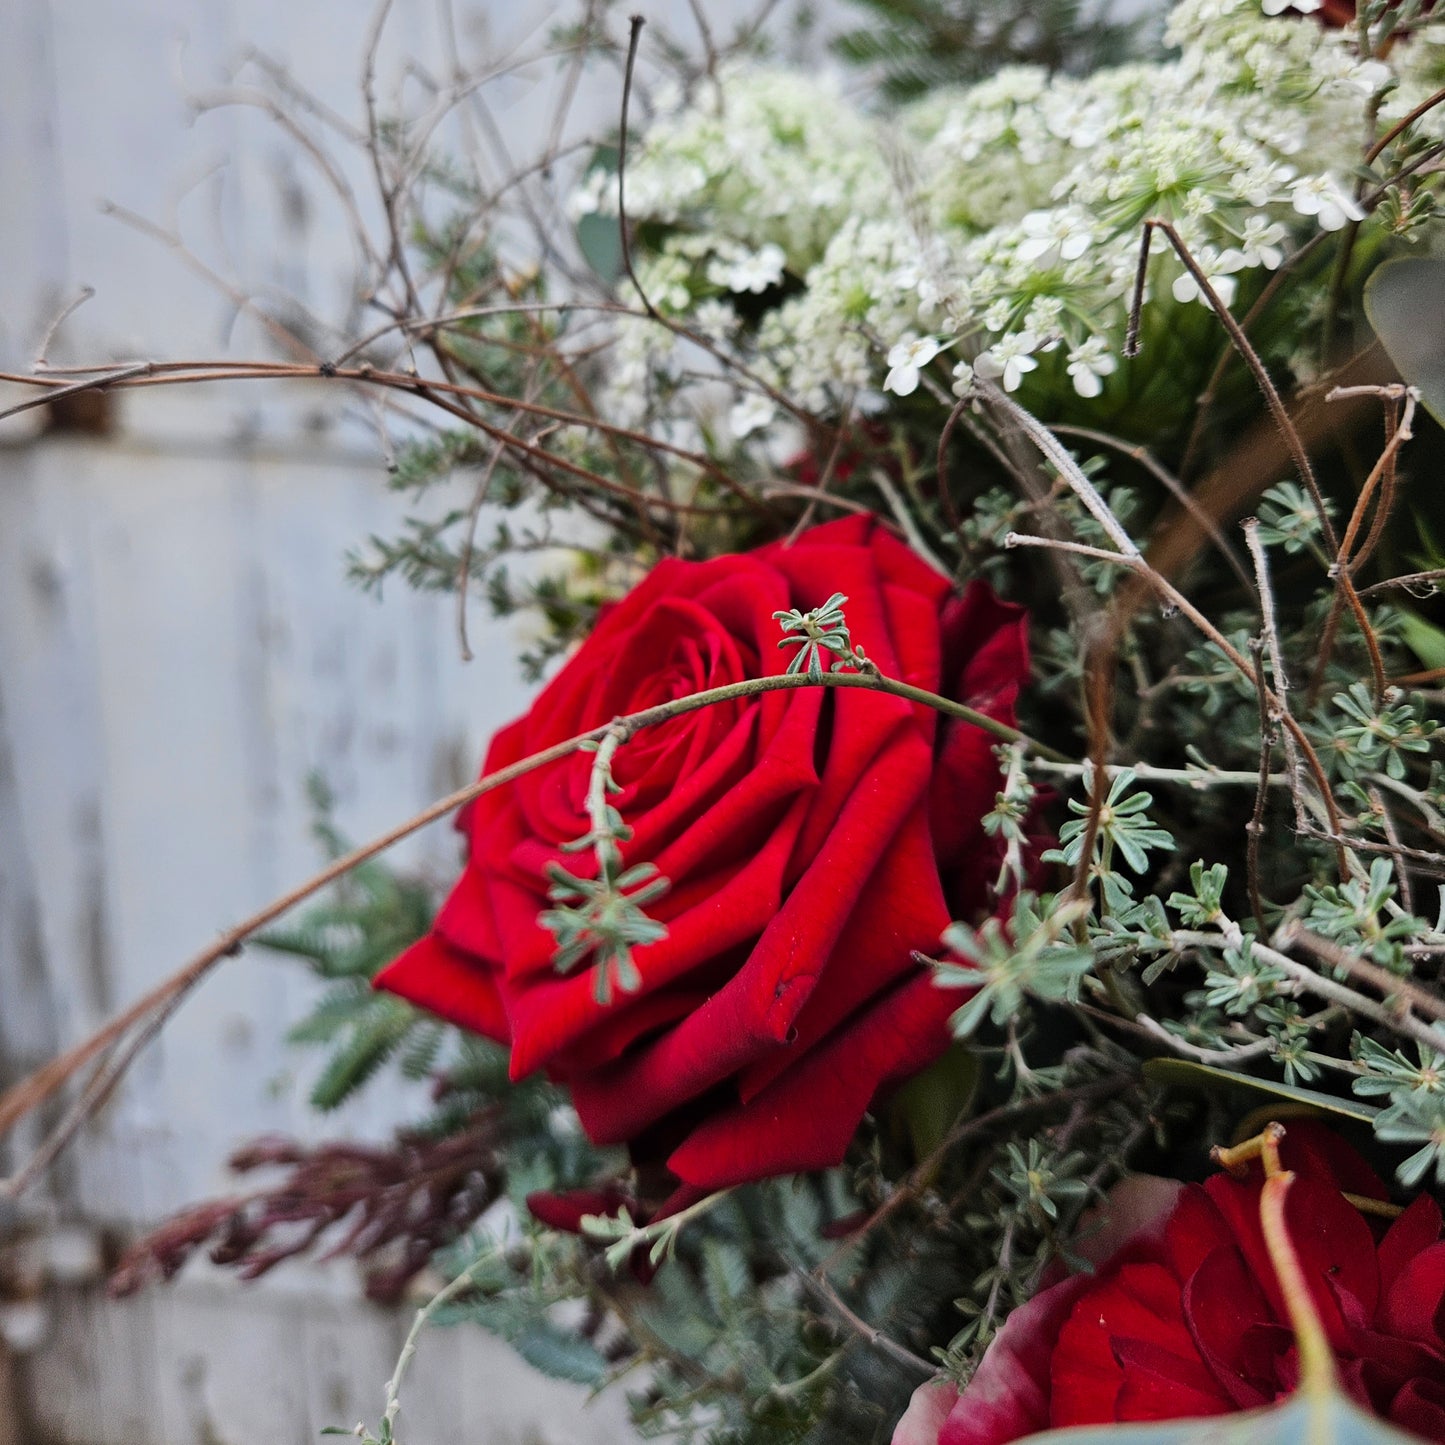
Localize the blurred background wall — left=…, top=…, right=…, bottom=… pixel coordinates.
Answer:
left=0, top=2, right=714, bottom=1439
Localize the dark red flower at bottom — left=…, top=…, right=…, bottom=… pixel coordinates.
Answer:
left=895, top=1125, right=1445, bottom=1445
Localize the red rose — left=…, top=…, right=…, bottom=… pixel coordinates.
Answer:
left=895, top=1124, right=1445, bottom=1445
left=1279, top=0, right=1431, bottom=25
left=376, top=516, right=1029, bottom=1194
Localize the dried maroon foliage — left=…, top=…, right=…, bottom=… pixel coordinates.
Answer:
left=108, top=1113, right=504, bottom=1305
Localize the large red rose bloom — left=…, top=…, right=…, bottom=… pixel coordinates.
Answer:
left=895, top=1125, right=1445, bottom=1445
left=376, top=517, right=1029, bottom=1192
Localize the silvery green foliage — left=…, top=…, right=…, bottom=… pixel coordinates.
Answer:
left=579, top=0, right=1444, bottom=430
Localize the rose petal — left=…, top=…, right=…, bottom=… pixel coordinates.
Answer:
left=939, top=1276, right=1093, bottom=1445
left=894, top=1379, right=960, bottom=1445
left=374, top=934, right=510, bottom=1043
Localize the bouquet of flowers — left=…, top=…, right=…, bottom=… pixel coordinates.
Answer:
left=7, top=0, right=1445, bottom=1440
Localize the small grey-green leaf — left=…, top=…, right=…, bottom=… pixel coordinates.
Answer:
left=1363, top=256, right=1445, bottom=425
left=576, top=212, right=623, bottom=286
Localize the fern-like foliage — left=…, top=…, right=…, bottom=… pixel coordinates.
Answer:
left=255, top=776, right=440, bottom=1110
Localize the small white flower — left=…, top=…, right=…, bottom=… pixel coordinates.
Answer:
left=1348, top=59, right=1393, bottom=97
left=1171, top=248, right=1242, bottom=309
left=1262, top=0, right=1320, bottom=13
left=982, top=298, right=1014, bottom=333
left=884, top=335, right=941, bottom=396
left=1233, top=217, right=1288, bottom=270
left=1017, top=209, right=1093, bottom=266
left=890, top=263, right=921, bottom=293
left=691, top=299, right=737, bottom=340
left=1065, top=337, right=1118, bottom=399
left=974, top=331, right=1039, bottom=392
left=729, top=392, right=776, bottom=438
left=1291, top=175, right=1365, bottom=232
left=951, top=360, right=975, bottom=397
left=713, top=242, right=788, bottom=294
left=1024, top=296, right=1065, bottom=348
left=548, top=1104, right=583, bottom=1138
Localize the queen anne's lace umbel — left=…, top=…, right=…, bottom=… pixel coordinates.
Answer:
left=576, top=0, right=1443, bottom=425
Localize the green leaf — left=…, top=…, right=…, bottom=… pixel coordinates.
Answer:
left=509, top=1320, right=610, bottom=1386
left=1396, top=611, right=1445, bottom=673
left=1363, top=256, right=1445, bottom=426
left=888, top=1044, right=980, bottom=1160
left=1016, top=1389, right=1428, bottom=1444
left=576, top=213, right=622, bottom=285
left=702, top=1239, right=752, bottom=1321
left=1143, top=1059, right=1381, bottom=1123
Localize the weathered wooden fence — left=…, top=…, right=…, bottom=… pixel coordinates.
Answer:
left=0, top=1, right=654, bottom=1437
left=0, top=410, right=651, bottom=1444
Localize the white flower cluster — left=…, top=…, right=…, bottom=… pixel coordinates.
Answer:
left=576, top=0, right=1444, bottom=435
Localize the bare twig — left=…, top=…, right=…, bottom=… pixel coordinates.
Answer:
left=1007, top=529, right=1347, bottom=857
left=0, top=980, right=199, bottom=1199
left=1286, top=926, right=1445, bottom=1026
left=1133, top=220, right=1340, bottom=556
left=0, top=663, right=1070, bottom=1181
left=794, top=1270, right=935, bottom=1380
left=1360, top=568, right=1445, bottom=599
left=1169, top=931, right=1445, bottom=1054
left=1246, top=635, right=1275, bottom=936
left=456, top=431, right=514, bottom=662
left=1307, top=388, right=1415, bottom=703
left=617, top=16, right=658, bottom=322
left=1049, top=424, right=1253, bottom=591
left=1244, top=519, right=1310, bottom=838
left=33, top=286, right=96, bottom=368
left=1366, top=83, right=1445, bottom=163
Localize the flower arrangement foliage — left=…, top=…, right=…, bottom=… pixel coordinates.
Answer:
left=10, top=0, right=1445, bottom=1443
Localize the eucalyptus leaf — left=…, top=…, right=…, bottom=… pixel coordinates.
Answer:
left=1016, top=1391, right=1427, bottom=1445
left=1143, top=1058, right=1381, bottom=1123
left=1396, top=612, right=1445, bottom=673
left=1363, top=256, right=1445, bottom=425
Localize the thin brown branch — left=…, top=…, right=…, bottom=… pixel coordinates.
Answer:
left=1366, top=83, right=1445, bottom=163
left=1134, top=219, right=1340, bottom=556
left=617, top=16, right=658, bottom=322
left=1287, top=926, right=1445, bottom=1025
left=33, top=286, right=96, bottom=367
left=1246, top=634, right=1274, bottom=936
left=838, top=1078, right=1133, bottom=1253
left=1008, top=530, right=1347, bottom=858
left=0, top=665, right=1070, bottom=1181
left=1359, top=567, right=1445, bottom=599
left=0, top=360, right=770, bottom=521
left=1307, top=388, right=1414, bottom=703
left=456, top=430, right=516, bottom=663
left=788, top=397, right=857, bottom=543
left=1371, top=783, right=1417, bottom=916
left=1049, top=423, right=1253, bottom=591
left=794, top=1270, right=935, bottom=1380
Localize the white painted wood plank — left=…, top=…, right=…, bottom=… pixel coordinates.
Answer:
left=20, top=1287, right=162, bottom=1445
